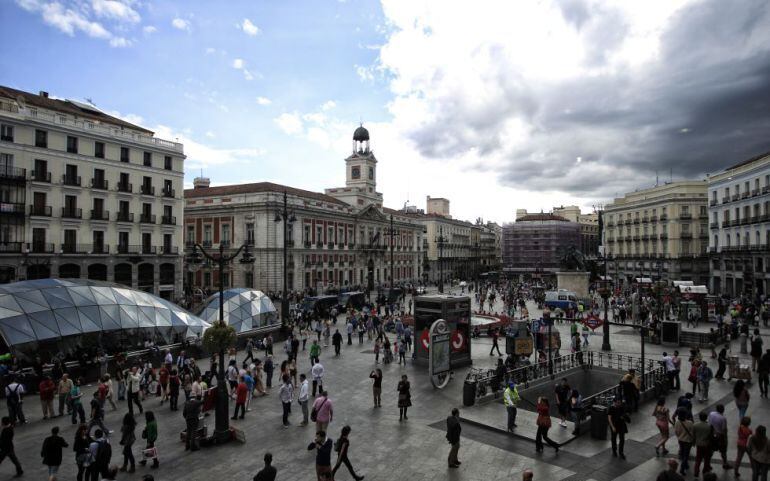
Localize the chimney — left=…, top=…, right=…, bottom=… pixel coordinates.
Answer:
left=39, top=91, right=49, bottom=98
left=193, top=177, right=210, bottom=189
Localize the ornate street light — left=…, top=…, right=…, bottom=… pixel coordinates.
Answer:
left=273, top=191, right=296, bottom=327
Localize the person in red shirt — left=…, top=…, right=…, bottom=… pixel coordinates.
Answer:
left=231, top=376, right=249, bottom=420
left=38, top=375, right=56, bottom=419
left=158, top=366, right=170, bottom=406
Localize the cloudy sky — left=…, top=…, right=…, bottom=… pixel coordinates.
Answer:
left=2, top=0, right=770, bottom=224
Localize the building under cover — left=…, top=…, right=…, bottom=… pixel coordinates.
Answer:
left=0, top=279, right=209, bottom=360
left=197, top=288, right=278, bottom=333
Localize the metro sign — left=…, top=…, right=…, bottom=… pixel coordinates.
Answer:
left=583, top=314, right=603, bottom=331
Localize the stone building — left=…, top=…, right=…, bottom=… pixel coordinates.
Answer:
left=502, top=213, right=581, bottom=281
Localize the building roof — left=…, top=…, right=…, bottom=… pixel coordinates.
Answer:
left=724, top=150, right=770, bottom=171
left=517, top=213, right=570, bottom=222
left=353, top=125, right=370, bottom=141
left=184, top=181, right=349, bottom=206
left=0, top=85, right=154, bottom=134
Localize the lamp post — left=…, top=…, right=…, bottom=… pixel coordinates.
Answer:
left=187, top=242, right=254, bottom=444
left=384, top=214, right=396, bottom=290
left=436, top=227, right=447, bottom=293
left=601, top=251, right=612, bottom=352
left=273, top=191, right=296, bottom=327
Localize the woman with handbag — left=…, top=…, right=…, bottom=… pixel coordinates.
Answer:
left=139, top=411, right=159, bottom=469
left=72, top=423, right=92, bottom=481
left=535, top=397, right=560, bottom=452
left=119, top=412, right=136, bottom=473
left=397, top=375, right=411, bottom=421
left=653, top=397, right=673, bottom=456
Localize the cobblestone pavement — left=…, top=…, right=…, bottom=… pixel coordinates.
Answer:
left=0, top=289, right=767, bottom=481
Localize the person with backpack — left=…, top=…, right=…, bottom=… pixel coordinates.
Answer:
left=87, top=428, right=110, bottom=481
left=41, top=425, right=68, bottom=480
left=332, top=425, right=365, bottom=480
left=4, top=376, right=26, bottom=425
left=139, top=411, right=158, bottom=469
left=0, top=416, right=22, bottom=477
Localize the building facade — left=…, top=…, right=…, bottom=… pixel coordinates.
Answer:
left=502, top=213, right=581, bottom=279
left=707, top=152, right=770, bottom=296
left=0, top=86, right=185, bottom=299
left=603, top=181, right=709, bottom=286
left=552, top=206, right=600, bottom=258
left=183, top=126, right=423, bottom=296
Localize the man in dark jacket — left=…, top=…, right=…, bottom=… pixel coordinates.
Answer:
left=0, top=416, right=22, bottom=477
left=307, top=430, right=333, bottom=480
left=332, top=330, right=343, bottom=356
left=446, top=408, right=462, bottom=468
left=183, top=396, right=202, bottom=451
left=41, top=426, right=68, bottom=479
left=253, top=452, right=277, bottom=481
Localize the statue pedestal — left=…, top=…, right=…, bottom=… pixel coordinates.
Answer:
left=556, top=271, right=590, bottom=298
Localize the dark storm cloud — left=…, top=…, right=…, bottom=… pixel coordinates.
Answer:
left=404, top=0, right=770, bottom=198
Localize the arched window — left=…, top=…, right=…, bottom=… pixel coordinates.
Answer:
left=59, top=263, right=81, bottom=279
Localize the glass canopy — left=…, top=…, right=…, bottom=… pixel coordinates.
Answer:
left=197, top=288, right=279, bottom=333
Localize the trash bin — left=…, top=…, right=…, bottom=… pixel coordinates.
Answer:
left=590, top=405, right=608, bottom=440
left=463, top=380, right=476, bottom=407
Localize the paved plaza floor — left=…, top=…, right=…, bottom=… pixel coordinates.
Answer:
left=1, top=291, right=768, bottom=481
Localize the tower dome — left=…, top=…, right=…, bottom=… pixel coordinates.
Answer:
left=353, top=124, right=370, bottom=141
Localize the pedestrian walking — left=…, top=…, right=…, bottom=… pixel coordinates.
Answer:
left=168, top=369, right=180, bottom=411
left=708, top=404, right=732, bottom=469
left=41, top=425, right=68, bottom=480
left=104, top=374, right=117, bottom=411
left=264, top=355, right=274, bottom=389
left=490, top=328, right=502, bottom=356
left=503, top=381, right=519, bottom=431
left=535, top=397, right=559, bottom=452
left=369, top=369, right=382, bottom=408
left=332, top=425, right=365, bottom=480
left=735, top=416, right=753, bottom=478
left=311, top=361, right=324, bottom=397
left=5, top=376, right=26, bottom=425
left=698, top=361, right=714, bottom=402
left=244, top=338, right=255, bottom=364
left=751, top=329, right=764, bottom=372
left=88, top=391, right=111, bottom=436
left=674, top=409, right=694, bottom=476
left=298, top=374, right=310, bottom=426
left=182, top=395, right=202, bottom=451
left=138, top=411, right=158, bottom=469
left=716, top=345, right=729, bottom=380
left=119, top=413, right=136, bottom=473
left=87, top=428, right=111, bottom=481
left=446, top=408, right=462, bottom=468
left=759, top=349, right=770, bottom=398
left=747, top=425, right=769, bottom=481
left=73, top=424, right=92, bottom=481
left=312, top=390, right=333, bottom=433
left=608, top=396, right=628, bottom=459
left=57, top=374, right=73, bottom=417
left=653, top=397, right=673, bottom=456
left=307, top=430, right=333, bottom=481
left=693, top=411, right=713, bottom=477
left=309, top=341, right=321, bottom=366
left=373, top=338, right=381, bottom=364
left=397, top=375, right=411, bottom=421
left=346, top=320, right=354, bottom=346
left=39, top=375, right=56, bottom=420
left=279, top=375, right=294, bottom=428
left=672, top=351, right=682, bottom=390
left=127, top=367, right=143, bottom=416
left=253, top=452, right=277, bottom=481
left=232, top=375, right=249, bottom=420
left=734, top=379, right=751, bottom=420
left=332, top=329, right=343, bottom=356
left=70, top=378, right=86, bottom=425
left=554, top=378, right=571, bottom=428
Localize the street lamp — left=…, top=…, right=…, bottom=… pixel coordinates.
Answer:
left=436, top=227, right=448, bottom=293
left=600, top=251, right=612, bottom=352
left=187, top=241, right=254, bottom=444
left=273, top=191, right=296, bottom=327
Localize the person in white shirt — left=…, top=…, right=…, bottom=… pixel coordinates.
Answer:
left=298, top=374, right=310, bottom=426
left=5, top=377, right=26, bottom=424
left=311, top=362, right=325, bottom=397
left=662, top=352, right=676, bottom=389
left=127, top=367, right=143, bottom=415
left=164, top=350, right=173, bottom=367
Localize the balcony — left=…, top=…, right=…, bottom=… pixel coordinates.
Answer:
left=92, top=244, right=109, bottom=254
left=140, top=185, right=155, bottom=196
left=650, top=215, right=658, bottom=222
left=660, top=233, right=668, bottom=240
left=61, top=207, right=82, bottom=219
left=763, top=186, right=770, bottom=194
left=732, top=194, right=740, bottom=201
left=0, top=203, right=25, bottom=216
left=115, top=245, right=141, bottom=255
left=29, top=205, right=52, bottom=217
left=286, top=240, right=295, bottom=247
left=680, top=232, right=693, bottom=239
left=28, top=242, right=55, bottom=254
left=141, top=245, right=157, bottom=255
left=61, top=174, right=81, bottom=187
left=741, top=191, right=750, bottom=199
left=722, top=196, right=730, bottom=204
left=641, top=216, right=649, bottom=223
left=710, top=222, right=719, bottom=229
left=140, top=213, right=156, bottom=224
left=0, top=166, right=26, bottom=181
left=633, top=218, right=640, bottom=224
left=0, top=243, right=22, bottom=253
left=315, top=241, right=323, bottom=248
left=116, top=212, right=134, bottom=223
left=641, top=234, right=650, bottom=241
left=632, top=235, right=641, bottom=241
left=90, top=178, right=109, bottom=190
left=162, top=188, right=175, bottom=198
left=160, top=245, right=179, bottom=255
left=680, top=213, right=692, bottom=220
left=709, top=199, right=717, bottom=206
left=90, top=209, right=110, bottom=221
left=722, top=220, right=731, bottom=228
left=304, top=241, right=311, bottom=248
left=161, top=215, right=176, bottom=225
left=752, top=189, right=760, bottom=197
left=328, top=261, right=334, bottom=267
left=327, top=242, right=335, bottom=249
left=60, top=244, right=90, bottom=254
left=117, top=182, right=132, bottom=193
left=31, top=171, right=51, bottom=183
left=659, top=214, right=668, bottom=221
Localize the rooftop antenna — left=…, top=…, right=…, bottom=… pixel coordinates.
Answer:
left=85, top=97, right=95, bottom=106
left=655, top=170, right=659, bottom=187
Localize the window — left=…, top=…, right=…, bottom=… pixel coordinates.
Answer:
left=32, top=129, right=47, bottom=148
left=93, top=198, right=104, bottom=215
left=142, top=176, right=153, bottom=195
left=163, top=205, right=172, bottom=218
left=143, top=151, right=152, bottom=167
left=120, top=146, right=129, bottom=163
left=118, top=200, right=129, bottom=216
left=699, top=206, right=707, bottom=216
left=164, top=155, right=172, bottom=170
left=142, top=233, right=152, bottom=251
left=368, top=167, right=374, bottom=180
left=163, top=234, right=172, bottom=252
left=118, top=232, right=129, bottom=250
left=119, top=172, right=130, bottom=192
left=94, top=141, right=105, bottom=158
left=681, top=224, right=690, bottom=233
left=203, top=225, right=212, bottom=245
left=64, top=195, right=77, bottom=214
left=93, top=231, right=104, bottom=252
left=246, top=223, right=255, bottom=245
left=63, top=229, right=77, bottom=249
left=186, top=225, right=194, bottom=244
left=245, top=272, right=254, bottom=288
left=66, top=136, right=78, bottom=154
left=0, top=124, right=13, bottom=142
left=222, top=224, right=230, bottom=245
left=32, top=228, right=46, bottom=251
left=163, top=179, right=173, bottom=195
left=142, top=203, right=152, bottom=217
left=93, top=168, right=105, bottom=188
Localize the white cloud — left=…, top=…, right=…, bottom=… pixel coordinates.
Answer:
left=232, top=58, right=244, bottom=69
left=239, top=18, right=260, bottom=36
left=91, top=0, right=140, bottom=23
left=40, top=2, right=111, bottom=38
left=204, top=47, right=216, bottom=54
left=355, top=65, right=375, bottom=82
left=171, top=18, right=190, bottom=31
left=320, top=100, right=336, bottom=111
left=205, top=131, right=215, bottom=138
left=143, top=25, right=157, bottom=34
left=108, top=36, right=131, bottom=47
left=256, top=96, right=272, bottom=106
left=274, top=112, right=303, bottom=135
left=231, top=58, right=254, bottom=81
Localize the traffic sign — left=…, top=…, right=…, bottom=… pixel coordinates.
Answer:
left=583, top=315, right=603, bottom=331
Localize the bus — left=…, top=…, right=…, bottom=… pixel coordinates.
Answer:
left=338, top=291, right=366, bottom=311
left=544, top=289, right=578, bottom=311
left=299, top=295, right=339, bottom=317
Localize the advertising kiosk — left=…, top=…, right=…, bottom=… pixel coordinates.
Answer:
left=414, top=294, right=472, bottom=368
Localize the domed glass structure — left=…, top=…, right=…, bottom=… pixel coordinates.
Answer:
left=197, top=289, right=278, bottom=333
left=0, top=279, right=209, bottom=358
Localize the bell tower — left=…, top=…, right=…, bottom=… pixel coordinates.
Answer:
left=327, top=123, right=383, bottom=208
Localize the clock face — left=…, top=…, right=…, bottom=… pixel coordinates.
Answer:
left=351, top=166, right=361, bottom=179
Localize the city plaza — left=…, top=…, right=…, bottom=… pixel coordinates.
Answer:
left=0, top=288, right=766, bottom=481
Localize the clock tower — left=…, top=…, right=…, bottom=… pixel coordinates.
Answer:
left=326, top=124, right=383, bottom=208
